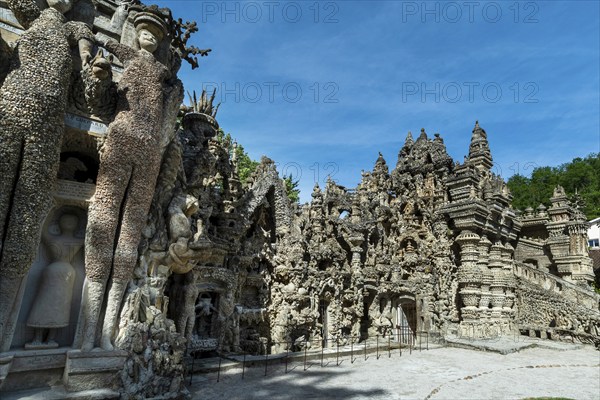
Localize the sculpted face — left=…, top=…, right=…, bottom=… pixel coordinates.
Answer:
left=138, top=29, right=159, bottom=53
left=46, top=0, right=73, bottom=14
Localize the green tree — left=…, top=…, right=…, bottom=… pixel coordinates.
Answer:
left=283, top=174, right=300, bottom=203
left=507, top=153, right=600, bottom=219
left=214, top=129, right=302, bottom=203
left=215, top=128, right=259, bottom=184
left=235, top=143, right=259, bottom=184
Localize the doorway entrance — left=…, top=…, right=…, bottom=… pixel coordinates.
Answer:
left=394, top=298, right=417, bottom=345
left=318, top=299, right=330, bottom=347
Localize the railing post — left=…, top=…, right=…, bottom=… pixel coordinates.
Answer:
left=364, top=338, right=367, bottom=361
left=303, top=342, right=308, bottom=371
left=189, top=351, right=195, bottom=386
left=399, top=332, right=402, bottom=357
left=409, top=331, right=412, bottom=355
left=321, top=340, right=324, bottom=367
left=419, top=331, right=422, bottom=352
left=427, top=332, right=429, bottom=350
left=264, top=341, right=269, bottom=376
left=336, top=338, right=339, bottom=366
left=388, top=335, right=391, bottom=358
left=242, top=352, right=246, bottom=380
left=217, top=354, right=222, bottom=382
left=350, top=337, right=354, bottom=364
left=376, top=335, right=379, bottom=360
left=285, top=341, right=289, bottom=373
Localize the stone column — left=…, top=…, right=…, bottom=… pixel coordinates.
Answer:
left=501, top=242, right=516, bottom=334
left=477, top=236, right=493, bottom=320
left=488, top=242, right=506, bottom=321
left=349, top=234, right=364, bottom=340
left=456, top=231, right=482, bottom=337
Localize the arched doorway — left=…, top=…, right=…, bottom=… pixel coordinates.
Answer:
left=393, top=296, right=417, bottom=345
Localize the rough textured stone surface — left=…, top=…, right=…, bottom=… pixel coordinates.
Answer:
left=0, top=0, right=92, bottom=353
left=0, top=1, right=598, bottom=399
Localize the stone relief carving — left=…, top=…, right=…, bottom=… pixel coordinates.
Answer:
left=0, top=0, right=598, bottom=398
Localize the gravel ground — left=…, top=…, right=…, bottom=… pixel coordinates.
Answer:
left=189, top=343, right=600, bottom=400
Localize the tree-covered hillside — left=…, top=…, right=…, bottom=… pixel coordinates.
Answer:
left=507, top=153, right=600, bottom=220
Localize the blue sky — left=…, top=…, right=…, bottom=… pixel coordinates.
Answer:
left=157, top=0, right=600, bottom=202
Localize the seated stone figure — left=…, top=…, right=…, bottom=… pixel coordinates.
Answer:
left=0, top=0, right=93, bottom=352
left=80, top=11, right=181, bottom=351
left=25, top=213, right=83, bottom=349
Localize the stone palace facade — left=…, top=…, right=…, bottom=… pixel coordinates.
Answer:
left=0, top=0, right=598, bottom=398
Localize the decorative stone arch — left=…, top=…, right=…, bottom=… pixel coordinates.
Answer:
left=192, top=266, right=238, bottom=349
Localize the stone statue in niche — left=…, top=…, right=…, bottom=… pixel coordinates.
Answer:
left=81, top=10, right=183, bottom=351
left=0, top=0, right=94, bottom=352
left=195, top=294, right=217, bottom=338
left=172, top=271, right=199, bottom=346
left=25, top=213, right=83, bottom=349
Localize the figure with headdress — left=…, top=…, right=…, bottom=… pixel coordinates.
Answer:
left=80, top=10, right=183, bottom=351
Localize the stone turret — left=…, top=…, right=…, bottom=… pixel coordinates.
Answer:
left=468, top=121, right=493, bottom=173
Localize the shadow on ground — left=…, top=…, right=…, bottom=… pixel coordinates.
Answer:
left=188, top=362, right=389, bottom=399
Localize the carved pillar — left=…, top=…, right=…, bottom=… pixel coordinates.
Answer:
left=488, top=242, right=505, bottom=322
left=477, top=236, right=492, bottom=317
left=501, top=243, right=516, bottom=333
left=456, top=230, right=482, bottom=336
left=349, top=235, right=364, bottom=339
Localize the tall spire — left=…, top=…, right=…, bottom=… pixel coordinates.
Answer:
left=373, top=152, right=388, bottom=176
left=405, top=131, right=414, bottom=147
left=416, top=128, right=428, bottom=143
left=468, top=120, right=493, bottom=172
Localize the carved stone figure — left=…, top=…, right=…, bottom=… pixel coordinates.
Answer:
left=69, top=49, right=116, bottom=119
left=0, top=0, right=93, bottom=352
left=195, top=294, right=217, bottom=338
left=25, top=212, right=83, bottom=349
left=173, top=271, right=200, bottom=347
left=80, top=10, right=182, bottom=351
left=0, top=0, right=599, bottom=394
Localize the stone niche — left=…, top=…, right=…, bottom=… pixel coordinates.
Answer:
left=11, top=205, right=87, bottom=350
left=8, top=133, right=101, bottom=350
left=2, top=127, right=99, bottom=390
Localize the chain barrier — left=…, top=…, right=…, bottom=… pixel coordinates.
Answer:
left=185, top=330, right=431, bottom=384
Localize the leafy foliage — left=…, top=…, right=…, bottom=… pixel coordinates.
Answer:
left=284, top=174, right=300, bottom=204
left=507, top=153, right=600, bottom=219
left=215, top=128, right=259, bottom=184
left=214, top=129, right=301, bottom=203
